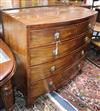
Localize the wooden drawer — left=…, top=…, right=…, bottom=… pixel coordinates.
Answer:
left=60, top=59, right=85, bottom=87
left=30, top=73, right=62, bottom=98
left=29, top=34, right=86, bottom=66
left=77, top=20, right=89, bottom=35
left=29, top=25, right=76, bottom=47
left=30, top=58, right=84, bottom=98
left=29, top=20, right=89, bottom=48
left=29, top=46, right=86, bottom=83
left=62, top=61, right=82, bottom=82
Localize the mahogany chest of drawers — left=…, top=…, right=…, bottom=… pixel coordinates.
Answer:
left=2, top=6, right=97, bottom=107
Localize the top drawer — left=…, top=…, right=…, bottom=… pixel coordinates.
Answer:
left=29, top=25, right=76, bottom=47
left=29, top=20, right=89, bottom=48
left=76, top=20, right=89, bottom=35
left=29, top=34, right=87, bottom=66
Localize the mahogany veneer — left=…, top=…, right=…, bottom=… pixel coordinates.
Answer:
left=0, top=39, right=16, bottom=111
left=2, top=6, right=97, bottom=107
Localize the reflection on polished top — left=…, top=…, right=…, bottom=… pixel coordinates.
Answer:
left=3, top=6, right=97, bottom=26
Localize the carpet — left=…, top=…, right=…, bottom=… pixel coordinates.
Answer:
left=86, top=40, right=100, bottom=68
left=1, top=60, right=100, bottom=111
left=58, top=60, right=100, bottom=111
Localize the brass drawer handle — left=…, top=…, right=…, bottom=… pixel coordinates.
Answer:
left=88, top=23, right=93, bottom=32
left=53, top=48, right=59, bottom=56
left=85, top=37, right=90, bottom=43
left=88, top=23, right=93, bottom=29
left=81, top=50, right=85, bottom=55
left=88, top=23, right=91, bottom=28
left=50, top=65, right=56, bottom=73
left=54, top=32, right=60, bottom=41
left=48, top=81, right=53, bottom=88
left=53, top=40, right=60, bottom=56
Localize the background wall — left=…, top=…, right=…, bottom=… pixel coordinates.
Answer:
left=86, top=0, right=100, bottom=5
left=0, top=0, right=58, bottom=9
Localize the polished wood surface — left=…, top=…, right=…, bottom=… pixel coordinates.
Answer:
left=0, top=39, right=15, bottom=85
left=2, top=6, right=96, bottom=26
left=0, top=39, right=16, bottom=111
left=30, top=35, right=86, bottom=66
left=2, top=6, right=97, bottom=107
left=29, top=20, right=89, bottom=47
left=31, top=71, right=62, bottom=97
left=1, top=80, right=14, bottom=111
left=0, top=40, right=14, bottom=82
left=29, top=25, right=77, bottom=47
left=30, top=44, right=86, bottom=83
left=0, top=0, right=59, bottom=39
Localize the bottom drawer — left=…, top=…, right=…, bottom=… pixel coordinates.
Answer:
left=30, top=59, right=84, bottom=99
left=62, top=59, right=84, bottom=85
left=30, top=72, right=62, bottom=98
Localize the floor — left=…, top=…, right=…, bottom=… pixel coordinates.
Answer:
left=86, top=43, right=100, bottom=68
left=59, top=60, right=100, bottom=111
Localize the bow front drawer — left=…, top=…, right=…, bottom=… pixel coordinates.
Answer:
left=29, top=34, right=86, bottom=66
left=62, top=61, right=83, bottom=85
left=30, top=72, right=62, bottom=98
left=29, top=43, right=87, bottom=83
left=29, top=25, right=76, bottom=47
left=29, top=20, right=89, bottom=48
left=77, top=20, right=89, bottom=35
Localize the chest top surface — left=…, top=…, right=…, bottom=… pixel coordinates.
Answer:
left=3, top=6, right=97, bottom=26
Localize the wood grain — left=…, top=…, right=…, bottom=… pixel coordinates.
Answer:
left=2, top=6, right=97, bottom=107
left=0, top=39, right=16, bottom=111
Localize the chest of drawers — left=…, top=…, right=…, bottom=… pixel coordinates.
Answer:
left=2, top=6, right=97, bottom=107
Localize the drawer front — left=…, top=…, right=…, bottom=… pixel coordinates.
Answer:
left=77, top=20, right=89, bottom=35
left=62, top=62, right=82, bottom=82
left=29, top=20, right=89, bottom=48
left=29, top=35, right=86, bottom=66
left=30, top=73, right=62, bottom=98
left=29, top=25, right=76, bottom=47
left=62, top=59, right=86, bottom=86
left=30, top=46, right=86, bottom=83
